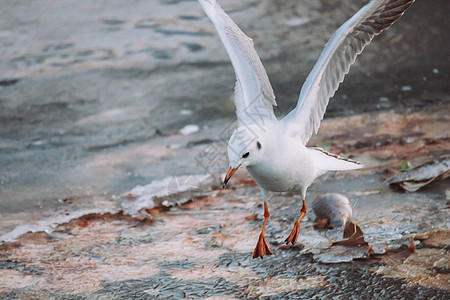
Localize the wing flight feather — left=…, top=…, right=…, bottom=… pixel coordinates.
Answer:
left=199, top=0, right=277, bottom=127
left=282, top=0, right=414, bottom=144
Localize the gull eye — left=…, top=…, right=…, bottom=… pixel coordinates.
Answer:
left=242, top=152, right=250, bottom=158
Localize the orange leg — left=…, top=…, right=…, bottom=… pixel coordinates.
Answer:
left=253, top=202, right=272, bottom=259
left=285, top=199, right=307, bottom=245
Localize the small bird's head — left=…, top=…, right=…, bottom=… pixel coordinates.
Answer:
left=223, top=125, right=265, bottom=187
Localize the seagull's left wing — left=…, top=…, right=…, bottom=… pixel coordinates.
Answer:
left=199, top=0, right=277, bottom=127
left=282, top=0, right=414, bottom=144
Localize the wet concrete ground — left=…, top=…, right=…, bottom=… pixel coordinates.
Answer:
left=0, top=162, right=449, bottom=298
left=1, top=105, right=449, bottom=298
left=1, top=0, right=449, bottom=298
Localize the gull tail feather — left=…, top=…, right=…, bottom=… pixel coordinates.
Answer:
left=309, top=147, right=364, bottom=171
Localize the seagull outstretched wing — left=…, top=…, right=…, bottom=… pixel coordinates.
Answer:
left=199, top=0, right=277, bottom=127
left=282, top=0, right=414, bottom=144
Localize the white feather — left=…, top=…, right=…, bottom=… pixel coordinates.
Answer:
left=282, top=0, right=415, bottom=144
left=309, top=147, right=364, bottom=172
left=199, top=0, right=277, bottom=127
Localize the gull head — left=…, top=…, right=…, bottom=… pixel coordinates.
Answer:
left=223, top=124, right=266, bottom=187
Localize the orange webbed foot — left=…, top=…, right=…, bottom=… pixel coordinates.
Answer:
left=253, top=233, right=272, bottom=259
left=285, top=221, right=300, bottom=245
left=285, top=199, right=306, bottom=245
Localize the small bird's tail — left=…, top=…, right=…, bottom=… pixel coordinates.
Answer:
left=309, top=147, right=364, bottom=171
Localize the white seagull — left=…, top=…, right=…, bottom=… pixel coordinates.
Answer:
left=198, top=0, right=415, bottom=259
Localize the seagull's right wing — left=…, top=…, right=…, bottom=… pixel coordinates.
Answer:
left=199, top=0, right=277, bottom=127
left=282, top=0, right=414, bottom=144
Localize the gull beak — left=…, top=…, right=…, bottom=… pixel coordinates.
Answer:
left=223, top=165, right=240, bottom=188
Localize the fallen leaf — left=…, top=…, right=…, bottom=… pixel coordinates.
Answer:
left=387, top=156, right=450, bottom=192
left=245, top=215, right=258, bottom=221
left=399, top=158, right=412, bottom=171
left=331, top=222, right=368, bottom=247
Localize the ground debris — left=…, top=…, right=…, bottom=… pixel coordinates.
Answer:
left=310, top=222, right=372, bottom=263
left=386, top=156, right=450, bottom=191
left=1, top=186, right=449, bottom=297
left=407, top=228, right=450, bottom=249
left=120, top=174, right=213, bottom=217
left=373, top=247, right=449, bottom=290
left=371, top=229, right=450, bottom=290
left=332, top=222, right=368, bottom=247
